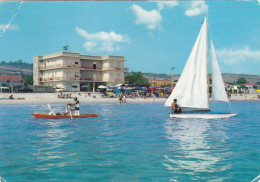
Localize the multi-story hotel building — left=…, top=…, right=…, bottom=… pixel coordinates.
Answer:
left=33, top=52, right=126, bottom=91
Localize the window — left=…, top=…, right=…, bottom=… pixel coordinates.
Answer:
left=75, top=62, right=78, bottom=64
left=93, top=62, right=96, bottom=69
left=75, top=72, right=79, bottom=77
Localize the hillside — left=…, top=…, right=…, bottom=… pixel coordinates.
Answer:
left=0, top=62, right=33, bottom=76
left=142, top=72, right=260, bottom=83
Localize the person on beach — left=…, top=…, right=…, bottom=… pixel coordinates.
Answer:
left=171, top=99, right=183, bottom=114
left=9, top=95, right=14, bottom=99
left=119, top=92, right=123, bottom=104
left=64, top=97, right=80, bottom=115
left=123, top=94, right=126, bottom=103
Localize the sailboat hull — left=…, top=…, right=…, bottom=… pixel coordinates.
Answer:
left=170, top=113, right=236, bottom=119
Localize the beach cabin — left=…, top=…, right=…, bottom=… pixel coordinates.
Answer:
left=0, top=75, right=25, bottom=93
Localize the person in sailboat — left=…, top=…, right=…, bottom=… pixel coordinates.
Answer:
left=171, top=99, right=183, bottom=114
left=64, top=97, right=80, bottom=115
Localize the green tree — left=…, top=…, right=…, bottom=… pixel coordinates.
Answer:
left=256, top=81, right=260, bottom=85
left=236, top=77, right=247, bottom=85
left=23, top=76, right=33, bottom=85
left=125, top=72, right=148, bottom=85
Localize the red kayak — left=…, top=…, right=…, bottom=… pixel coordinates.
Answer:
left=32, top=113, right=99, bottom=119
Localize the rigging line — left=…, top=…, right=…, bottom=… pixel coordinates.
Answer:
left=208, top=24, right=214, bottom=44
left=0, top=1, right=23, bottom=39
left=228, top=101, right=233, bottom=113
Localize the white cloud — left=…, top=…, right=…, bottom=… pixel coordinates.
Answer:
left=157, top=1, right=179, bottom=11
left=216, top=46, right=260, bottom=65
left=185, top=1, right=208, bottom=16
left=75, top=27, right=129, bottom=53
left=130, top=4, right=162, bottom=30
left=0, top=24, right=18, bottom=31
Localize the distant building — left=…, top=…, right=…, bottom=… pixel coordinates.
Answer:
left=0, top=75, right=25, bottom=92
left=33, top=52, right=126, bottom=91
left=243, top=82, right=260, bottom=93
left=150, top=80, right=175, bottom=87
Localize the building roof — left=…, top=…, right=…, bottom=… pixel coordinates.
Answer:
left=224, top=83, right=231, bottom=86
left=0, top=75, right=24, bottom=82
left=243, top=82, right=259, bottom=86
left=35, top=52, right=125, bottom=61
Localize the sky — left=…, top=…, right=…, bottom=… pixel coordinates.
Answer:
left=0, top=0, right=259, bottom=75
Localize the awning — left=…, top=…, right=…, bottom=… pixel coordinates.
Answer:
left=0, top=87, right=10, bottom=89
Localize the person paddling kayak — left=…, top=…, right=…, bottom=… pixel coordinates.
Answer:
left=64, top=97, right=80, bottom=115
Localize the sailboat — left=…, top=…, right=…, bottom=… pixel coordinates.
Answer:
left=165, top=15, right=236, bottom=119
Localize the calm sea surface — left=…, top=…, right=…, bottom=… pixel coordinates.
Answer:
left=0, top=101, right=259, bottom=182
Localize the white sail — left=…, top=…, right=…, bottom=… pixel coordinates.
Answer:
left=211, top=41, right=229, bottom=102
left=165, top=18, right=208, bottom=109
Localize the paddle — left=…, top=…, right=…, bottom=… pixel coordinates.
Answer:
left=48, top=104, right=56, bottom=115
left=67, top=105, right=73, bottom=119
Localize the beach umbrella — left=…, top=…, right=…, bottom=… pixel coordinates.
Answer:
left=0, top=87, right=10, bottom=89
left=115, top=83, right=123, bottom=87
left=149, top=86, right=156, bottom=89
left=0, top=87, right=10, bottom=95
left=53, top=86, right=61, bottom=89
left=81, top=85, right=88, bottom=92
left=123, top=86, right=133, bottom=90
left=134, top=86, right=142, bottom=90
left=98, top=85, right=106, bottom=89
left=164, top=87, right=171, bottom=90
left=72, top=85, right=78, bottom=93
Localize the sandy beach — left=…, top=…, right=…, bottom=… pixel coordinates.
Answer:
left=0, top=92, right=259, bottom=105
left=0, top=92, right=166, bottom=105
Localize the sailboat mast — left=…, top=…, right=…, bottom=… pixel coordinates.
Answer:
left=206, top=13, right=210, bottom=111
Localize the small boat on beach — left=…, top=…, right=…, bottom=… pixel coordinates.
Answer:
left=165, top=14, right=236, bottom=119
left=32, top=113, right=99, bottom=119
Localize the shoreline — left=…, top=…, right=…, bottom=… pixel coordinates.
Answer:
left=0, top=92, right=259, bottom=105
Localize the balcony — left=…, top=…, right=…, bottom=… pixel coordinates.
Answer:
left=39, top=77, right=80, bottom=82
left=80, top=65, right=102, bottom=70
left=80, top=65, right=124, bottom=71
left=38, top=63, right=81, bottom=70
left=80, top=77, right=103, bottom=82
left=79, top=78, right=124, bottom=82
left=102, top=66, right=124, bottom=71
left=103, top=79, right=125, bottom=82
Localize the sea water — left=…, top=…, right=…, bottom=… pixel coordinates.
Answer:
left=0, top=101, right=259, bottom=181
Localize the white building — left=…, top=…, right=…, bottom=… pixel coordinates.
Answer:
left=33, top=52, right=126, bottom=91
